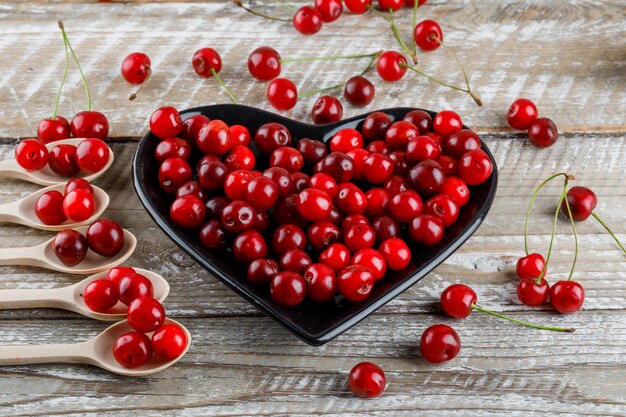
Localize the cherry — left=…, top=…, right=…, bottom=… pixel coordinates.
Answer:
left=444, top=130, right=480, bottom=158
left=344, top=224, right=376, bottom=252
left=155, top=138, right=192, bottom=163
left=319, top=242, right=351, bottom=273
left=246, top=176, right=279, bottom=212
left=263, top=166, right=293, bottom=197
left=303, top=263, right=337, bottom=302
left=204, top=196, right=229, bottom=220
left=170, top=194, right=206, bottom=229
left=338, top=265, right=374, bottom=301
left=315, top=152, right=355, bottom=183
left=63, top=189, right=95, bottom=222
left=344, top=76, right=375, bottom=107
left=328, top=204, right=344, bottom=226
left=52, top=230, right=87, bottom=266
left=364, top=188, right=390, bottom=218
left=379, top=238, right=410, bottom=270
left=384, top=175, right=410, bottom=196
left=307, top=221, right=341, bottom=251
left=371, top=215, right=401, bottom=243
left=378, top=0, right=403, bottom=11
left=35, top=191, right=67, bottom=225
left=433, top=110, right=462, bottom=137
left=336, top=185, right=367, bottom=215
left=86, top=219, right=125, bottom=257
left=376, top=51, right=407, bottom=82
left=280, top=249, right=313, bottom=274
left=413, top=19, right=443, bottom=51
left=348, top=362, right=386, bottom=398
left=435, top=155, right=458, bottom=176
left=112, top=331, right=152, bottom=368
left=385, top=121, right=419, bottom=150
left=420, top=324, right=460, bottom=363
left=271, top=271, right=307, bottom=307
left=424, top=194, right=459, bottom=227
left=233, top=230, right=268, bottom=264
left=315, top=0, right=343, bottom=22
left=221, top=201, right=256, bottom=233
left=255, top=122, right=292, bottom=154
left=507, top=98, right=538, bottom=130
left=127, top=297, right=165, bottom=333
left=270, top=146, right=304, bottom=173
left=550, top=281, right=585, bottom=314
left=76, top=138, right=109, bottom=173
left=274, top=194, right=308, bottom=228
left=248, top=46, right=281, bottom=81
left=295, top=188, right=331, bottom=221
left=516, top=253, right=546, bottom=280
left=248, top=258, right=280, bottom=285
left=341, top=214, right=369, bottom=233
left=107, top=266, right=136, bottom=287
left=388, top=150, right=410, bottom=176
left=561, top=186, right=597, bottom=221
left=121, top=52, right=151, bottom=85
left=528, top=117, right=558, bottom=148
left=345, top=0, right=372, bottom=14
left=229, top=124, right=251, bottom=147
left=296, top=138, right=327, bottom=165
left=197, top=159, right=229, bottom=191
left=292, top=6, right=323, bottom=35
left=363, top=153, right=394, bottom=184
left=199, top=220, right=227, bottom=250
left=440, top=176, right=470, bottom=207
left=517, top=277, right=550, bottom=306
left=408, top=159, right=446, bottom=196
left=365, top=139, right=390, bottom=155
left=159, top=157, right=193, bottom=193
left=409, top=214, right=444, bottom=246
left=267, top=78, right=297, bottom=111
left=352, top=248, right=387, bottom=281
left=311, top=95, right=343, bottom=124
left=197, top=120, right=232, bottom=156
left=458, top=149, right=493, bottom=185
left=37, top=116, right=70, bottom=144
left=290, top=172, right=310, bottom=193
left=272, top=223, right=307, bottom=256
left=70, top=111, right=109, bottom=140
left=151, top=323, right=187, bottom=359
left=403, top=109, right=433, bottom=134
left=180, top=114, right=210, bottom=145
left=330, top=128, right=364, bottom=153
left=192, top=47, right=222, bottom=77
left=118, top=272, right=154, bottom=306
left=48, top=144, right=79, bottom=177
left=388, top=190, right=423, bottom=223
left=406, top=136, right=440, bottom=162
left=361, top=111, right=392, bottom=141
left=150, top=106, right=183, bottom=139
left=83, top=279, right=118, bottom=312
left=309, top=173, right=338, bottom=199
left=15, top=139, right=49, bottom=171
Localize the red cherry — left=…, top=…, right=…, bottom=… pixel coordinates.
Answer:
left=272, top=223, right=307, bottom=256
left=155, top=138, right=191, bottom=163
left=274, top=194, right=308, bottom=228
left=336, top=185, right=367, bottom=215
left=315, top=0, right=343, bottom=22
left=229, top=124, right=251, bottom=147
left=63, top=189, right=95, bottom=222
left=309, top=173, right=338, bottom=199
left=406, top=136, right=440, bottom=162
left=444, top=129, right=480, bottom=158
left=389, top=190, right=423, bottom=223
left=337, top=265, right=374, bottom=301
left=344, top=224, right=376, bottom=252
left=255, top=122, right=292, bottom=154
left=48, top=144, right=79, bottom=177
left=352, top=248, right=387, bottom=281
left=271, top=271, right=307, bottom=307
left=247, top=258, right=280, bottom=285
left=307, top=221, right=342, bottom=251
left=247, top=46, right=281, bottom=81
left=296, top=138, right=328, bottom=165
left=223, top=145, right=254, bottom=172
left=290, top=172, right=310, bottom=193
left=507, top=98, right=538, bottom=130
left=344, top=76, right=375, bottom=107
left=311, top=95, right=343, bottom=124
left=371, top=215, right=401, bottom=243
left=170, top=194, right=206, bottom=229
left=199, top=220, right=227, bottom=250
left=233, top=230, right=268, bottom=264
left=15, top=139, right=49, bottom=171
left=315, top=152, right=355, bottom=183
left=150, top=106, right=183, bottom=139
left=379, top=237, right=411, bottom=270
left=403, top=109, right=433, bottom=134
left=86, top=219, right=125, bottom=257
left=263, top=166, right=293, bottom=198
left=433, top=110, right=462, bottom=137
left=330, top=128, right=364, bottom=153
left=221, top=201, right=257, bottom=233
left=37, top=117, right=70, bottom=144
left=159, top=157, right=193, bottom=193
left=528, top=117, right=558, bottom=148
left=346, top=149, right=370, bottom=180
left=435, top=155, right=458, bottom=176
left=378, top=0, right=403, bottom=11
left=295, top=188, right=331, bottom=221
left=118, top=272, right=154, bottom=305
left=420, top=324, right=461, bottom=363
left=280, top=249, right=313, bottom=274
left=35, top=191, right=67, bottom=225
left=121, top=52, right=151, bottom=85
left=364, top=188, right=390, bottom=219
left=180, top=114, right=210, bottom=145
left=127, top=297, right=165, bottom=333
left=70, top=111, right=109, bottom=140
left=192, top=48, right=222, bottom=77
left=246, top=176, right=278, bottom=212
left=344, top=0, right=372, bottom=14
left=413, top=19, right=443, bottom=51
left=151, top=323, right=187, bottom=359
left=83, top=279, right=119, bottom=312
left=550, top=280, right=584, bottom=314
left=341, top=214, right=369, bottom=233
left=363, top=153, right=394, bottom=184
left=409, top=214, right=444, bottom=246
left=376, top=51, right=407, bottom=82
left=112, top=331, right=152, bottom=368
left=267, top=78, right=297, bottom=111
left=561, top=186, right=597, bottom=222
left=107, top=266, right=136, bottom=286
left=440, top=176, right=470, bottom=206
left=197, top=120, right=232, bottom=156
left=384, top=175, right=410, bottom=196
left=204, top=196, right=229, bottom=220
left=197, top=159, right=229, bottom=191
left=424, top=193, right=459, bottom=227
left=292, top=6, right=323, bottom=35
left=516, top=253, right=546, bottom=280
left=348, top=362, right=386, bottom=398
left=362, top=111, right=392, bottom=141
left=75, top=138, right=109, bottom=173
left=440, top=283, right=476, bottom=318
left=385, top=121, right=418, bottom=150
left=408, top=159, right=446, bottom=196
left=457, top=149, right=493, bottom=185
left=303, top=263, right=337, bottom=302
left=517, top=277, right=550, bottom=306
left=52, top=230, right=87, bottom=266
left=319, top=242, right=351, bottom=273
left=270, top=146, right=304, bottom=173
left=365, top=140, right=390, bottom=155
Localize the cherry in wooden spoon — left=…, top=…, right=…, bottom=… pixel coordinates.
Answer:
left=0, top=226, right=136, bottom=274
left=0, top=318, right=190, bottom=376
left=0, top=183, right=109, bottom=231
left=0, top=268, right=168, bottom=321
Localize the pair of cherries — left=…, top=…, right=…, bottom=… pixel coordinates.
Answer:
left=36, top=179, right=96, bottom=225
left=507, top=98, right=559, bottom=148
left=52, top=219, right=124, bottom=266
left=15, top=138, right=109, bottom=175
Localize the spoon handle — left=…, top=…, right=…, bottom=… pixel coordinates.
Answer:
left=0, top=341, right=91, bottom=366
left=0, top=287, right=68, bottom=310
left=0, top=246, right=38, bottom=266
left=0, top=200, right=23, bottom=224
left=0, top=159, right=23, bottom=180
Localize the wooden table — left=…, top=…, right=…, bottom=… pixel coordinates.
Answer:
left=0, top=1, right=624, bottom=415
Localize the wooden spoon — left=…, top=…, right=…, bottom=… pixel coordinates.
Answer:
left=0, top=183, right=110, bottom=231
left=0, top=268, right=169, bottom=321
left=0, top=318, right=191, bottom=376
left=0, top=226, right=137, bottom=274
left=0, top=138, right=114, bottom=186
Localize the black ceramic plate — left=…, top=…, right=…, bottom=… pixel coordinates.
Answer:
left=133, top=104, right=498, bottom=346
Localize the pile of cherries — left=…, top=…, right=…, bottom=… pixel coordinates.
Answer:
left=149, top=104, right=493, bottom=308
left=52, top=219, right=124, bottom=266
left=507, top=98, right=559, bottom=148
left=35, top=179, right=98, bottom=225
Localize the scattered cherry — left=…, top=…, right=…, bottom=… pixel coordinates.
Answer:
left=528, top=117, right=558, bottom=148
left=507, top=98, right=538, bottom=130
left=420, top=324, right=460, bottom=363
left=15, top=139, right=49, bottom=171
left=292, top=6, right=323, bottom=35
left=550, top=280, right=584, bottom=314
left=311, top=95, right=343, bottom=124
left=248, top=46, right=281, bottom=81
left=348, top=362, right=386, bottom=398
left=35, top=191, right=67, bottom=225
left=344, top=76, right=375, bottom=107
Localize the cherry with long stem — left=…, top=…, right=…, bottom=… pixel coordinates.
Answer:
left=59, top=21, right=92, bottom=111
left=410, top=0, right=421, bottom=56
left=470, top=304, right=575, bottom=332
left=366, top=6, right=417, bottom=64
left=400, top=61, right=481, bottom=105
left=233, top=0, right=291, bottom=22
left=211, top=68, right=239, bottom=104
left=281, top=51, right=381, bottom=64
left=129, top=67, right=152, bottom=101
left=591, top=212, right=626, bottom=255
left=562, top=183, right=579, bottom=281
left=432, top=35, right=479, bottom=105
left=51, top=25, right=70, bottom=119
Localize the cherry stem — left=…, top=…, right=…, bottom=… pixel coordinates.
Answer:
left=58, top=21, right=91, bottom=111
left=129, top=68, right=151, bottom=101
left=52, top=27, right=70, bottom=119
left=411, top=0, right=420, bottom=56
left=536, top=177, right=570, bottom=283
left=210, top=68, right=239, bottom=104
left=269, top=0, right=295, bottom=12
left=591, top=212, right=626, bottom=256
left=562, top=186, right=579, bottom=281
left=400, top=63, right=482, bottom=106
left=471, top=304, right=575, bottom=333
left=366, top=6, right=417, bottom=64
left=233, top=0, right=291, bottom=22
left=431, top=35, right=481, bottom=105
left=281, top=51, right=381, bottom=63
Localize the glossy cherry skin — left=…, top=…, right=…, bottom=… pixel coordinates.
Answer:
left=371, top=215, right=401, bottom=243
left=70, top=111, right=109, bottom=140
left=229, top=125, right=251, bottom=147
left=192, top=48, right=222, bottom=77
left=344, top=76, right=375, bottom=107
left=363, top=153, right=394, bottom=184
left=263, top=167, right=293, bottom=197
left=83, top=279, right=119, bottom=312
left=199, top=220, right=227, bottom=250
left=319, top=244, right=351, bottom=274
left=436, top=155, right=458, bottom=176
left=516, top=253, right=546, bottom=280
left=378, top=0, right=403, bottom=11
left=150, top=106, right=183, bottom=139
left=151, top=323, right=188, bottom=359
left=63, top=189, right=95, bottom=222
left=113, top=331, right=152, bottom=368
left=345, top=0, right=372, bottom=14
left=440, top=283, right=476, bottom=318
left=344, top=224, right=376, bottom=253
left=271, top=271, right=307, bottom=307
left=280, top=249, right=313, bottom=274
left=440, top=176, right=470, bottom=207
left=52, top=230, right=88, bottom=266
left=308, top=173, right=338, bottom=199
left=433, top=110, right=462, bottom=137
left=507, top=98, right=538, bottom=130
left=127, top=297, right=166, bottom=333
left=296, top=138, right=328, bottom=165
left=170, top=194, right=206, bottom=229
left=180, top=114, right=210, bottom=145
left=550, top=280, right=585, bottom=314
left=409, top=214, right=444, bottom=246
left=197, top=120, right=232, bottom=156
left=337, top=265, right=374, bottom=301
left=233, top=230, right=268, bottom=264
left=246, top=176, right=278, bottom=212
left=330, top=128, right=364, bottom=153
left=362, top=112, right=392, bottom=141
left=197, top=159, right=229, bottom=191
left=159, top=157, right=193, bottom=194
left=204, top=196, right=229, bottom=221
left=425, top=194, right=459, bottom=227
left=384, top=175, right=410, bottom=196
left=364, top=188, right=390, bottom=219
left=303, top=263, right=337, bottom=302
left=107, top=266, right=136, bottom=286
left=247, top=258, right=280, bottom=285
left=389, top=190, right=423, bottom=223
left=406, top=136, right=440, bottom=162
left=348, top=362, right=386, bottom=398
left=336, top=185, right=367, bottom=215
left=315, top=0, right=343, bottom=22
left=121, top=52, right=151, bottom=84
left=408, top=159, right=446, bottom=196
left=458, top=149, right=493, bottom=186
left=311, top=95, right=343, bottom=124
left=76, top=138, right=109, bottom=173
left=307, top=221, right=342, bottom=252
left=376, top=51, right=407, bottom=82
left=155, top=138, right=191, bottom=163
left=341, top=214, right=369, bottom=233
left=413, top=19, right=443, bottom=51
left=118, top=272, right=154, bottom=306
left=315, top=152, right=355, bottom=183
left=352, top=248, right=387, bottom=281
left=385, top=121, right=418, bottom=150
left=272, top=223, right=307, bottom=256
left=517, top=277, right=550, bottom=306
left=420, top=324, right=461, bottom=363
left=292, top=6, right=323, bottom=35
left=403, top=109, right=433, bottom=134
left=221, top=201, right=257, bottom=233
left=444, top=129, right=480, bottom=158
left=267, top=78, right=298, bottom=111
left=528, top=118, right=558, bottom=148
left=270, top=146, right=304, bottom=173
left=35, top=191, right=67, bottom=225
left=255, top=122, right=292, bottom=154
left=37, top=116, right=70, bottom=144
left=273, top=194, right=308, bottom=228
left=379, top=237, right=410, bottom=270
left=15, top=139, right=49, bottom=171
left=247, top=46, right=281, bottom=81
left=295, top=188, right=331, bottom=222
left=290, top=172, right=310, bottom=193
left=86, top=219, right=125, bottom=257
left=561, top=186, right=597, bottom=221
left=48, top=144, right=79, bottom=177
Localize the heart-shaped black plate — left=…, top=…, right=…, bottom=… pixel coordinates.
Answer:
left=133, top=104, right=498, bottom=346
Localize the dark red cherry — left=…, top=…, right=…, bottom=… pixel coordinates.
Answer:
left=247, top=46, right=281, bottom=81
left=70, top=111, right=109, bottom=140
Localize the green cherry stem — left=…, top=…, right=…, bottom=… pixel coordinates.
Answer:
left=591, top=212, right=626, bottom=255
left=400, top=62, right=482, bottom=106
left=129, top=68, right=151, bottom=101
left=210, top=68, right=239, bottom=104
left=562, top=185, right=579, bottom=281
left=281, top=51, right=381, bottom=64
left=411, top=0, right=420, bottom=56
left=59, top=21, right=91, bottom=111
left=471, top=304, right=575, bottom=332
left=366, top=5, right=417, bottom=64
left=233, top=0, right=291, bottom=22
left=52, top=25, right=70, bottom=119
